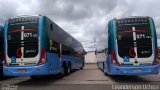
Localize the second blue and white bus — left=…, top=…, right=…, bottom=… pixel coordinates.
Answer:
left=97, top=16, right=159, bottom=75
left=3, top=15, right=85, bottom=78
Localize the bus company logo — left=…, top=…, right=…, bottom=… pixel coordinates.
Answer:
left=16, top=48, right=22, bottom=58
left=117, top=18, right=148, bottom=24
left=9, top=17, right=38, bottom=24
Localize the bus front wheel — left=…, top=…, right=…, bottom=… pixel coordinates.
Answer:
left=67, top=63, right=71, bottom=75
left=57, top=63, right=66, bottom=78
left=103, top=63, right=105, bottom=72
left=62, top=62, right=68, bottom=76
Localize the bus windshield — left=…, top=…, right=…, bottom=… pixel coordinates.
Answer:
left=7, top=17, right=39, bottom=58
left=116, top=18, right=152, bottom=58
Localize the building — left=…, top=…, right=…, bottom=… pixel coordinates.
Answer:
left=85, top=51, right=96, bottom=63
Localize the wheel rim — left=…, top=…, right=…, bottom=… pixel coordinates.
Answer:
left=68, top=66, right=70, bottom=73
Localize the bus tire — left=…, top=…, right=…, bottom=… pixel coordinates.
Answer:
left=57, top=62, right=66, bottom=78
left=80, top=61, right=84, bottom=69
left=104, top=72, right=108, bottom=76
left=103, top=63, right=105, bottom=72
left=80, top=67, right=83, bottom=69
left=63, top=62, right=68, bottom=76
left=67, top=62, right=71, bottom=75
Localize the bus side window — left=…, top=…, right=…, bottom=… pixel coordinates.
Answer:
left=57, top=43, right=62, bottom=58
left=50, top=24, right=53, bottom=31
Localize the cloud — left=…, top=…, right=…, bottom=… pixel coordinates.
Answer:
left=0, top=0, right=18, bottom=23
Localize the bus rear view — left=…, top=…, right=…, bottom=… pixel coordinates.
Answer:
left=98, top=17, right=160, bottom=76
left=6, top=17, right=39, bottom=66
left=3, top=16, right=42, bottom=76
left=111, top=17, right=159, bottom=75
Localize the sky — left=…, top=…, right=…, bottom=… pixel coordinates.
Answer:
left=0, top=0, right=160, bottom=51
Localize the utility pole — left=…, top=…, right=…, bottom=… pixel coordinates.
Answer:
left=93, top=38, right=97, bottom=63
left=94, top=38, right=96, bottom=50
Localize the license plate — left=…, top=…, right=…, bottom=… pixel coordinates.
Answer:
left=133, top=68, right=141, bottom=72
left=18, top=69, right=26, bottom=72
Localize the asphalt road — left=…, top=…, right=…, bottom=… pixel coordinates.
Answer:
left=0, top=64, right=160, bottom=90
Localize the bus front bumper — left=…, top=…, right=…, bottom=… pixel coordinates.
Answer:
left=3, top=64, right=49, bottom=76
left=110, top=64, right=159, bottom=76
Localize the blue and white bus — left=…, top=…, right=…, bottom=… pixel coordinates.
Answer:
left=3, top=15, right=85, bottom=78
left=97, top=16, right=159, bottom=75
left=0, top=25, right=3, bottom=75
